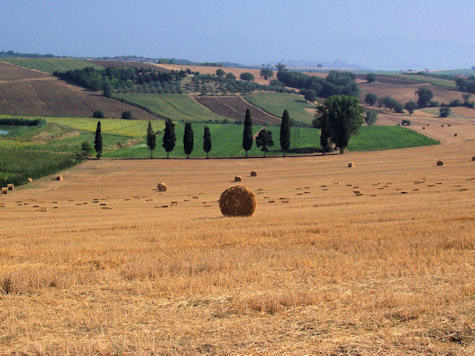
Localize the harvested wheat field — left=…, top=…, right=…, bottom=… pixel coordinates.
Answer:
left=1, top=141, right=474, bottom=354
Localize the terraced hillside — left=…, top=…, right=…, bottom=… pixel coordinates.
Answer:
left=194, top=95, right=281, bottom=125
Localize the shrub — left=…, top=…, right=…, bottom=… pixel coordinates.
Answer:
left=93, top=110, right=104, bottom=118
left=121, top=111, right=133, bottom=119
left=365, top=110, right=378, bottom=125
left=439, top=106, right=451, bottom=117
left=240, top=72, right=255, bottom=81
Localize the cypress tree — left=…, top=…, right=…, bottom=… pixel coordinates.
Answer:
left=280, top=109, right=291, bottom=156
left=94, top=121, right=102, bottom=159
left=320, top=115, right=330, bottom=154
left=203, top=126, right=211, bottom=159
left=183, top=122, right=194, bottom=159
left=146, top=121, right=156, bottom=158
left=162, top=119, right=176, bottom=159
left=242, top=109, right=253, bottom=157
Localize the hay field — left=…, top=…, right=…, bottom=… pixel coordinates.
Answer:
left=1, top=140, right=474, bottom=354
left=360, top=81, right=469, bottom=106
left=155, top=64, right=272, bottom=85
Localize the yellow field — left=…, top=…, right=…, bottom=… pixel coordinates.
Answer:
left=1, top=141, right=474, bottom=354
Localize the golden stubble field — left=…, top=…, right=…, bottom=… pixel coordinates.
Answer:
left=1, top=142, right=474, bottom=355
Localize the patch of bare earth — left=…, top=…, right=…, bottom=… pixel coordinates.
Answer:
left=0, top=141, right=474, bottom=354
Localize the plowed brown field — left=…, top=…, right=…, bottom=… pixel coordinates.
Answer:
left=0, top=63, right=157, bottom=119
left=1, top=140, right=474, bottom=354
left=194, top=95, right=281, bottom=125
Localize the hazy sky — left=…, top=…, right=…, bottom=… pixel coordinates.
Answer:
left=1, top=0, right=474, bottom=70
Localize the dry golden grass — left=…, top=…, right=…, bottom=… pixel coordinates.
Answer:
left=1, top=141, right=474, bottom=354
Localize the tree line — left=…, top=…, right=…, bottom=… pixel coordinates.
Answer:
left=91, top=94, right=364, bottom=159
left=276, top=65, right=360, bottom=98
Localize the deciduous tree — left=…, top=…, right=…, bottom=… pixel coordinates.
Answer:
left=256, top=129, right=274, bottom=157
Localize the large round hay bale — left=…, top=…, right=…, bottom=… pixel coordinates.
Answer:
left=157, top=183, right=167, bottom=192
left=472, top=156, right=475, bottom=161
left=454, top=133, right=457, bottom=137
left=219, top=185, right=256, bottom=217
left=250, top=171, right=257, bottom=177
left=436, top=160, right=444, bottom=166
left=56, top=175, right=63, bottom=181
left=7, top=183, right=14, bottom=191
left=234, top=176, right=242, bottom=182
left=27, top=178, right=33, bottom=183
left=348, top=162, right=355, bottom=168
left=1, top=187, right=7, bottom=194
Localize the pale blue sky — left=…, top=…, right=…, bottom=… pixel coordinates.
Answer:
left=1, top=0, right=474, bottom=70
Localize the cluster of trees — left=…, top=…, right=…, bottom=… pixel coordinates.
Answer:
left=0, top=118, right=45, bottom=126
left=276, top=65, right=360, bottom=98
left=455, top=76, right=475, bottom=93
left=54, top=66, right=187, bottom=93
left=92, top=110, right=133, bottom=119
left=186, top=72, right=294, bottom=95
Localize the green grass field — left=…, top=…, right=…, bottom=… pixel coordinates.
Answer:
left=383, top=73, right=456, bottom=89
left=104, top=124, right=439, bottom=159
left=0, top=58, right=103, bottom=73
left=114, top=93, right=229, bottom=122
left=244, top=93, right=315, bottom=125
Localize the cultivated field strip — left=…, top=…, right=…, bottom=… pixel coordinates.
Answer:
left=0, top=142, right=474, bottom=354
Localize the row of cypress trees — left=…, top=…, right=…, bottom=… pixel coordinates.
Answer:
left=93, top=108, right=292, bottom=159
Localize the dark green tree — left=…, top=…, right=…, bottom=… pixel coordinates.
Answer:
left=317, top=95, right=364, bottom=154
left=121, top=111, right=133, bottom=119
left=319, top=111, right=330, bottom=154
left=280, top=109, right=291, bottom=156
left=415, top=87, right=434, bottom=108
left=146, top=121, right=156, bottom=158
left=216, top=68, right=225, bottom=77
left=162, top=119, right=176, bottom=159
left=78, top=141, right=93, bottom=160
left=203, top=126, right=212, bottom=159
left=366, top=73, right=376, bottom=83
left=226, top=72, right=236, bottom=80
left=260, top=68, right=273, bottom=80
left=404, top=101, right=417, bottom=115
left=183, top=122, right=194, bottom=159
left=364, top=93, right=377, bottom=106
left=462, top=94, right=471, bottom=104
left=256, top=129, right=274, bottom=157
left=103, top=80, right=112, bottom=98
left=439, top=106, right=451, bottom=118
left=94, top=121, right=102, bottom=159
left=301, top=88, right=317, bottom=102
left=93, top=110, right=104, bottom=118
left=242, top=109, right=253, bottom=157
left=365, top=110, right=378, bottom=125
left=240, top=72, right=254, bottom=81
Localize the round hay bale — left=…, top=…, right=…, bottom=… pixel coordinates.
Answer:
left=348, top=162, right=355, bottom=168
left=234, top=176, right=242, bottom=182
left=1, top=187, right=8, bottom=194
left=454, top=133, right=457, bottom=137
left=472, top=156, right=475, bottom=161
left=250, top=171, right=257, bottom=177
left=7, top=183, right=14, bottom=191
left=422, top=126, right=426, bottom=130
left=219, top=185, right=256, bottom=217
left=56, top=175, right=63, bottom=181
left=27, top=178, right=33, bottom=183
left=436, top=160, right=444, bottom=166
left=157, top=183, right=167, bottom=192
